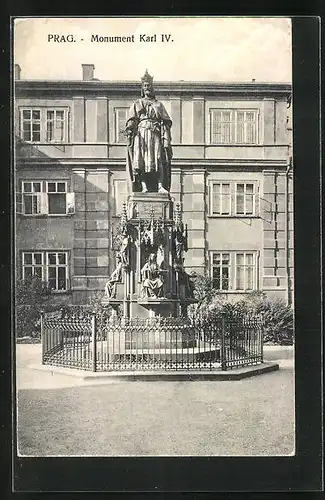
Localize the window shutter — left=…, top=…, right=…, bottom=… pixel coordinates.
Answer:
left=39, top=193, right=48, bottom=215
left=255, top=183, right=260, bottom=216
left=259, top=196, right=273, bottom=223
left=230, top=182, right=236, bottom=216
left=66, top=192, right=75, bottom=214
left=16, top=192, right=23, bottom=215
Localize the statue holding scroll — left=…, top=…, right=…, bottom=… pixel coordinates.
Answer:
left=105, top=255, right=123, bottom=299
left=140, top=253, right=164, bottom=298
left=125, top=70, right=173, bottom=194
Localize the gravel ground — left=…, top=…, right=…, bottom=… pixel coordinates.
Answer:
left=16, top=345, right=295, bottom=457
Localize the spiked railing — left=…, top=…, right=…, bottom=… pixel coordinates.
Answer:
left=41, top=310, right=264, bottom=372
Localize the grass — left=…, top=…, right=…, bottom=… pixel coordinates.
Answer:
left=16, top=345, right=295, bottom=456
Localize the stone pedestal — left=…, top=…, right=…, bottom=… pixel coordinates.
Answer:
left=102, top=190, right=197, bottom=322
left=127, top=192, right=173, bottom=221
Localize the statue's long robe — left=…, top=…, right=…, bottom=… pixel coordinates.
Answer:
left=126, top=97, right=172, bottom=191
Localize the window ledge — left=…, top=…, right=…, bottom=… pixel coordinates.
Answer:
left=215, top=290, right=257, bottom=294
left=18, top=214, right=74, bottom=217
left=208, top=215, right=260, bottom=219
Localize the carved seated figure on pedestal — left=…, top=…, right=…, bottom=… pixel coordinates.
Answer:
left=105, top=255, right=123, bottom=299
left=140, top=252, right=164, bottom=299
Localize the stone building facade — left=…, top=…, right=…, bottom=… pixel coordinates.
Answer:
left=14, top=64, right=293, bottom=305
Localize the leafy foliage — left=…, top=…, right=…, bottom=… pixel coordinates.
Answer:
left=15, top=276, right=69, bottom=338
left=189, top=274, right=294, bottom=345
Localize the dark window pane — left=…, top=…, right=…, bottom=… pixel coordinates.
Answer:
left=32, top=132, right=40, bottom=141
left=58, top=253, right=66, bottom=264
left=47, top=183, right=56, bottom=193
left=48, top=253, right=57, bottom=265
left=32, top=110, right=40, bottom=119
left=34, top=254, right=42, bottom=265
left=32, top=196, right=39, bottom=214
left=221, top=279, right=229, bottom=290
left=33, top=183, right=41, bottom=192
left=23, top=254, right=32, bottom=265
left=23, top=195, right=32, bottom=214
left=57, top=182, right=66, bottom=192
left=46, top=121, right=54, bottom=141
left=34, top=267, right=42, bottom=278
left=22, top=130, right=31, bottom=141
left=48, top=267, right=56, bottom=278
left=48, top=193, right=66, bottom=214
left=58, top=278, right=66, bottom=291
left=22, top=110, right=31, bottom=119
left=58, top=267, right=66, bottom=290
left=47, top=110, right=55, bottom=120
left=48, top=278, right=56, bottom=290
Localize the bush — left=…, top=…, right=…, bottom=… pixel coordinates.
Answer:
left=15, top=276, right=69, bottom=338
left=190, top=275, right=294, bottom=346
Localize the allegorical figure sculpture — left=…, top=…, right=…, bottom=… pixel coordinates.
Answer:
left=105, top=255, right=123, bottom=299
left=125, top=69, right=173, bottom=194
left=140, top=252, right=164, bottom=298
left=173, top=221, right=188, bottom=267
left=120, top=224, right=132, bottom=268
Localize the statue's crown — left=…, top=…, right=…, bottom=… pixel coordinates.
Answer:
left=141, top=69, right=154, bottom=86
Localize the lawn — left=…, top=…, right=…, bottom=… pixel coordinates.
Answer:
left=16, top=345, right=295, bottom=456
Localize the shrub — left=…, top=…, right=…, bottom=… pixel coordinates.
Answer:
left=15, top=276, right=69, bottom=338
left=190, top=275, right=294, bottom=346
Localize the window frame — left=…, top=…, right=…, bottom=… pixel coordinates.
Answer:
left=21, top=250, right=70, bottom=292
left=18, top=180, right=74, bottom=217
left=210, top=250, right=258, bottom=292
left=209, top=180, right=259, bottom=218
left=19, top=107, right=69, bottom=143
left=45, top=181, right=68, bottom=216
left=209, top=108, right=259, bottom=145
left=22, top=181, right=42, bottom=215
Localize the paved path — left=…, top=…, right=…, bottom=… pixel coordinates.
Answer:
left=16, top=345, right=295, bottom=456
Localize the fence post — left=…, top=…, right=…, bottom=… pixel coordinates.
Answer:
left=221, top=314, right=227, bottom=371
left=260, top=315, right=264, bottom=363
left=91, top=313, right=97, bottom=372
left=40, top=310, right=44, bottom=364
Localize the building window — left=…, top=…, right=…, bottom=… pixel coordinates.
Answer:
left=22, top=181, right=42, bottom=215
left=115, top=108, right=128, bottom=143
left=20, top=108, right=68, bottom=143
left=235, top=183, right=255, bottom=215
left=22, top=251, right=69, bottom=291
left=46, top=181, right=67, bottom=215
left=211, top=183, right=231, bottom=215
left=21, top=109, right=41, bottom=142
left=210, top=109, right=258, bottom=144
left=212, top=252, right=231, bottom=290
left=210, top=181, right=258, bottom=216
left=19, top=181, right=75, bottom=216
left=46, top=110, right=65, bottom=142
left=211, top=251, right=257, bottom=292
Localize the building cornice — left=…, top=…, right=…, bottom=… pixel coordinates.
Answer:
left=14, top=80, right=292, bottom=97
left=16, top=157, right=289, bottom=168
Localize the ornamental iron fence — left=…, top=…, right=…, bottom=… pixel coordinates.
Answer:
left=41, top=310, right=264, bottom=372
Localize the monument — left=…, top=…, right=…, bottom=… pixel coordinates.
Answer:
left=103, top=70, right=196, bottom=331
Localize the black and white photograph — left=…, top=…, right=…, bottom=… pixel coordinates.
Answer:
left=13, top=17, right=295, bottom=459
